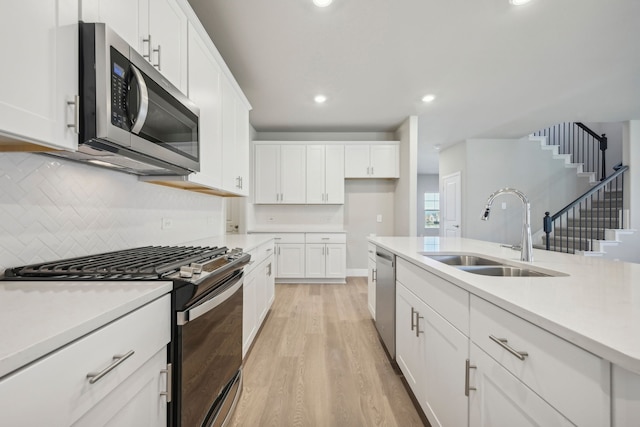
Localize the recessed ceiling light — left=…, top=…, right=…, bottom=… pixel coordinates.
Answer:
left=509, top=0, right=531, bottom=5
left=422, top=94, right=436, bottom=103
left=314, top=94, right=327, bottom=104
left=313, top=0, right=333, bottom=7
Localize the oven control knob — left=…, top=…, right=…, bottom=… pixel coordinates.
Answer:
left=180, top=266, right=194, bottom=278
left=190, top=263, right=203, bottom=274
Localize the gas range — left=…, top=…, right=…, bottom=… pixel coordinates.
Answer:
left=3, top=245, right=251, bottom=309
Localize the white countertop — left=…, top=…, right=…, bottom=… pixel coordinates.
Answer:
left=181, top=234, right=274, bottom=252
left=0, top=281, right=171, bottom=379
left=369, top=236, right=640, bottom=375
left=248, top=227, right=346, bottom=233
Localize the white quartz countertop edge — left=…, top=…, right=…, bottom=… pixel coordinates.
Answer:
left=248, top=228, right=346, bottom=233
left=369, top=236, right=640, bottom=375
left=0, top=282, right=171, bottom=379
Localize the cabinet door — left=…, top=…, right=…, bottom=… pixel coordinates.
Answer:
left=305, top=244, right=326, bottom=278
left=370, top=144, right=399, bottom=178
left=280, top=145, right=307, bottom=203
left=325, top=244, right=346, bottom=279
left=0, top=0, right=78, bottom=151
left=187, top=24, right=222, bottom=188
left=265, top=258, right=275, bottom=306
left=344, top=145, right=370, bottom=178
left=71, top=349, right=168, bottom=427
left=235, top=99, right=250, bottom=196
left=422, top=299, right=468, bottom=427
left=469, top=343, right=574, bottom=427
left=242, top=271, right=258, bottom=357
left=256, top=262, right=269, bottom=324
left=254, top=145, right=280, bottom=204
left=396, top=283, right=427, bottom=405
left=306, top=145, right=326, bottom=204
left=367, top=256, right=376, bottom=319
left=148, top=0, right=188, bottom=92
left=277, top=244, right=305, bottom=278
left=81, top=0, right=147, bottom=53
left=325, top=145, right=345, bottom=203
left=221, top=78, right=238, bottom=192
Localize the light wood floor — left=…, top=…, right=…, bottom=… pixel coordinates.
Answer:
left=229, top=277, right=426, bottom=427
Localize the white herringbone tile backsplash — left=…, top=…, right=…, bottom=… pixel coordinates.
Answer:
left=0, top=153, right=225, bottom=272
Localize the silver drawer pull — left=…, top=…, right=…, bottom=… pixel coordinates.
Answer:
left=465, top=359, right=477, bottom=396
left=87, top=350, right=135, bottom=384
left=489, top=335, right=528, bottom=360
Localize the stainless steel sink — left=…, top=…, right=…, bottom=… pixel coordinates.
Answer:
left=456, top=265, right=552, bottom=277
left=424, top=254, right=502, bottom=266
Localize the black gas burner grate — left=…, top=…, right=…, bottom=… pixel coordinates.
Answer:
left=5, top=245, right=228, bottom=280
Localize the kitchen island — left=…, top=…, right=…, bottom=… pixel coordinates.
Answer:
left=369, top=236, right=640, bottom=427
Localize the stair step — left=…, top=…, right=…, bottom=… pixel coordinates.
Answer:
left=551, top=227, right=605, bottom=239
left=534, top=243, right=576, bottom=255
left=591, top=199, right=623, bottom=208
left=567, top=218, right=620, bottom=228
left=542, top=236, right=591, bottom=251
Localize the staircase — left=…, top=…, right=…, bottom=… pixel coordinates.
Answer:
left=531, top=123, right=632, bottom=256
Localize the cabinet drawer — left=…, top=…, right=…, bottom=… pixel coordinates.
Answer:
left=305, top=233, right=346, bottom=244
left=272, top=233, right=305, bottom=244
left=0, top=295, right=170, bottom=426
left=470, top=295, right=610, bottom=427
left=367, top=243, right=376, bottom=260
left=396, top=258, right=469, bottom=336
left=246, top=240, right=275, bottom=274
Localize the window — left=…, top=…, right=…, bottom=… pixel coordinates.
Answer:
left=424, top=192, right=440, bottom=229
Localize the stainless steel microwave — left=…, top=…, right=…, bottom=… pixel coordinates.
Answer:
left=51, top=23, right=200, bottom=176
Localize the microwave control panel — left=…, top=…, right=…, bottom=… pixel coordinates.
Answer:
left=110, top=48, right=130, bottom=131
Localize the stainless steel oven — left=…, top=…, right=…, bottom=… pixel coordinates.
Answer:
left=174, top=270, right=244, bottom=427
left=3, top=245, right=250, bottom=427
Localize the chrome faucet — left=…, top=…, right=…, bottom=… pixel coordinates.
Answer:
left=481, top=187, right=533, bottom=262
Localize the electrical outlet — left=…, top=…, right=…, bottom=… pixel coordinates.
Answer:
left=377, top=214, right=383, bottom=223
left=267, top=217, right=275, bottom=222
left=161, top=218, right=173, bottom=230
left=501, top=202, right=507, bottom=210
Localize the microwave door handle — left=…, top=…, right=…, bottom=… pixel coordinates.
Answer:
left=129, top=65, right=149, bottom=134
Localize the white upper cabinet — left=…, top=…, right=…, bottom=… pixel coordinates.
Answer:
left=221, top=79, right=250, bottom=196
left=344, top=143, right=399, bottom=178
left=81, top=0, right=188, bottom=92
left=306, top=145, right=345, bottom=204
left=186, top=22, right=222, bottom=188
left=0, top=0, right=78, bottom=151
left=254, top=144, right=306, bottom=204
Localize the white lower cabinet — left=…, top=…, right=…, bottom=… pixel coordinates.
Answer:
left=305, top=234, right=346, bottom=279
left=612, top=364, right=640, bottom=426
left=469, top=343, right=573, bottom=427
left=367, top=244, right=376, bottom=319
left=0, top=295, right=171, bottom=427
left=396, top=281, right=468, bottom=427
left=393, top=256, right=611, bottom=427
left=243, top=240, right=276, bottom=357
left=470, top=295, right=610, bottom=427
left=276, top=243, right=306, bottom=278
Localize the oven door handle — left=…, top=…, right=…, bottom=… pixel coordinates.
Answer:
left=177, top=275, right=243, bottom=325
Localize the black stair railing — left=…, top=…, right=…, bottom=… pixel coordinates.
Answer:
left=532, top=122, right=608, bottom=180
left=543, top=165, right=628, bottom=253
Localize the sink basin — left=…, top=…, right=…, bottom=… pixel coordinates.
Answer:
left=424, top=254, right=502, bottom=266
left=457, top=265, right=551, bottom=277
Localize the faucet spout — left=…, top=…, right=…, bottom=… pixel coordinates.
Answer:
left=481, top=187, right=533, bottom=262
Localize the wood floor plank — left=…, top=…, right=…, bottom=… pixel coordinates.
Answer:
left=229, top=278, right=425, bottom=427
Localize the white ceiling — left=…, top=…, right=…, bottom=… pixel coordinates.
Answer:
left=187, top=0, right=640, bottom=174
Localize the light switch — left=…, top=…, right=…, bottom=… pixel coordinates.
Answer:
left=376, top=214, right=383, bottom=223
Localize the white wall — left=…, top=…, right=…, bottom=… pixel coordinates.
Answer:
left=344, top=180, right=396, bottom=272
left=0, top=153, right=225, bottom=272
left=417, top=174, right=440, bottom=237
left=394, top=116, right=418, bottom=236
left=623, top=120, right=640, bottom=229
left=439, top=137, right=593, bottom=246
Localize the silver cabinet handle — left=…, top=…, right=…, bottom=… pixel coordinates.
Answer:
left=489, top=335, right=529, bottom=360
left=153, top=44, right=161, bottom=70
left=411, top=307, right=417, bottom=331
left=160, top=363, right=172, bottom=402
left=87, top=350, right=135, bottom=384
left=142, top=35, right=152, bottom=61
left=465, top=359, right=477, bottom=396
left=371, top=166, right=374, bottom=175
left=415, top=310, right=424, bottom=337
left=67, top=95, right=80, bottom=133
left=372, top=268, right=376, bottom=281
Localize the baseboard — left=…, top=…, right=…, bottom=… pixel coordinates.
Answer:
left=347, top=268, right=367, bottom=277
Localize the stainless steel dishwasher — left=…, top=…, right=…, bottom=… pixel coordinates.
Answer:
left=375, top=247, right=396, bottom=360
